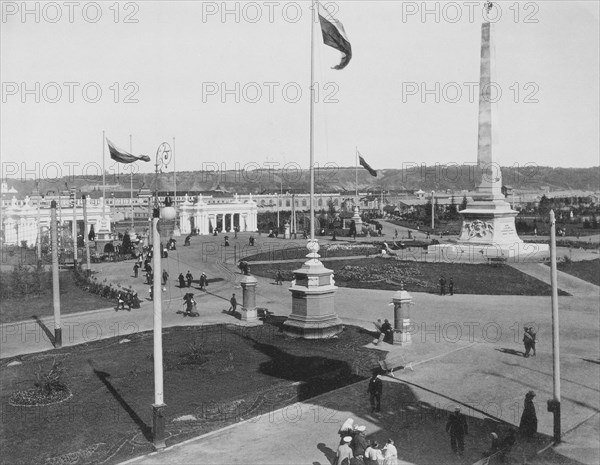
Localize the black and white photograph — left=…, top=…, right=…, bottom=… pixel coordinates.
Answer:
left=1, top=1, right=599, bottom=464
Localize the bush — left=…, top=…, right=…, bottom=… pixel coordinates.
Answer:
left=35, top=359, right=68, bottom=396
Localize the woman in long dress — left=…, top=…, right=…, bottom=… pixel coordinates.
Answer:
left=519, top=391, right=538, bottom=438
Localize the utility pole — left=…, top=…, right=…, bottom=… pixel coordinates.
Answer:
left=548, top=209, right=561, bottom=442
left=72, top=188, right=78, bottom=266
left=37, top=202, right=42, bottom=263
left=50, top=201, right=62, bottom=347
left=82, top=195, right=91, bottom=271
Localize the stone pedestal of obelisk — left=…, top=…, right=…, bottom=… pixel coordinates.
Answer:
left=282, top=240, right=343, bottom=339
left=428, top=21, right=548, bottom=262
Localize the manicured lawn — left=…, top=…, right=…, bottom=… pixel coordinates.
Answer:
left=251, top=257, right=570, bottom=296
left=0, top=322, right=377, bottom=465
left=553, top=259, right=600, bottom=286
left=0, top=272, right=110, bottom=324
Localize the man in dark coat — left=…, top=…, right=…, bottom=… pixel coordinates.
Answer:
left=178, top=273, right=186, bottom=288
left=446, top=407, right=468, bottom=455
left=367, top=372, right=382, bottom=412
left=519, top=391, right=537, bottom=438
left=229, top=293, right=238, bottom=313
left=186, top=271, right=193, bottom=287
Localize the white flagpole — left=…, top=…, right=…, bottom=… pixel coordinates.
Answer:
left=309, top=0, right=316, bottom=242
left=355, top=146, right=358, bottom=201
left=102, top=130, right=106, bottom=217
left=130, top=134, right=134, bottom=230
left=173, top=137, right=177, bottom=207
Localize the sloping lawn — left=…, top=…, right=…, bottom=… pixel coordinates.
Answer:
left=0, top=272, right=110, bottom=324
left=251, top=257, right=570, bottom=296
left=0, top=322, right=377, bottom=465
left=554, top=259, right=600, bottom=286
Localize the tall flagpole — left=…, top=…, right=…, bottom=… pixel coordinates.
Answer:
left=173, top=137, right=177, bottom=207
left=130, top=134, right=134, bottom=230
left=309, top=0, right=316, bottom=242
left=102, top=130, right=106, bottom=217
left=355, top=146, right=358, bottom=200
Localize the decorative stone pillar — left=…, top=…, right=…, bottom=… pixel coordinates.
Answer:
left=392, top=284, right=413, bottom=345
left=283, top=240, right=342, bottom=339
left=351, top=206, right=363, bottom=236
left=240, top=274, right=259, bottom=323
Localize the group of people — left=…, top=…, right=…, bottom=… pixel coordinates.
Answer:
left=438, top=275, right=454, bottom=296
left=335, top=419, right=397, bottom=465
left=115, top=289, right=141, bottom=311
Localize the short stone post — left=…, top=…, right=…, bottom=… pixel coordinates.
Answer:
left=240, top=274, right=258, bottom=322
left=392, top=284, right=413, bottom=345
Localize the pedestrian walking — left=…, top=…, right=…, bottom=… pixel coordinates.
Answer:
left=186, top=271, right=193, bottom=287
left=446, top=407, right=468, bottom=455
left=199, top=272, right=208, bottom=290
left=333, top=436, right=353, bottom=465
left=133, top=263, right=139, bottom=278
left=178, top=273, right=186, bottom=288
left=528, top=326, right=537, bottom=356
left=162, top=270, right=169, bottom=286
left=276, top=270, right=283, bottom=285
left=439, top=275, right=446, bottom=296
left=519, top=391, right=537, bottom=438
left=448, top=277, right=454, bottom=296
left=523, top=326, right=535, bottom=357
left=229, top=293, right=237, bottom=313
left=367, top=372, right=382, bottom=412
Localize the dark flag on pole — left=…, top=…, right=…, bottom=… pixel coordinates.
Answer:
left=358, top=151, right=377, bottom=177
left=107, top=138, right=150, bottom=164
left=318, top=5, right=352, bottom=70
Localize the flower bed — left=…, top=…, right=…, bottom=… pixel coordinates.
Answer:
left=9, top=387, right=72, bottom=407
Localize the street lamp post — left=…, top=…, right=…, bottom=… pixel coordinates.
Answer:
left=548, top=209, right=561, bottom=442
left=150, top=142, right=174, bottom=450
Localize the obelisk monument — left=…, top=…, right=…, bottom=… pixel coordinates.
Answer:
left=429, top=18, right=548, bottom=261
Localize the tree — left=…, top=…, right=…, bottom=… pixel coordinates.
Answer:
left=449, top=196, right=458, bottom=219
left=327, top=199, right=336, bottom=216
left=122, top=232, right=132, bottom=255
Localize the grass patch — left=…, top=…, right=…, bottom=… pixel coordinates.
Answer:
left=0, top=271, right=110, bottom=324
left=251, top=257, right=570, bottom=296
left=0, top=322, right=378, bottom=465
left=551, top=259, right=600, bottom=286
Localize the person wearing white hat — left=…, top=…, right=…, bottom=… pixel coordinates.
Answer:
left=333, top=436, right=353, bottom=465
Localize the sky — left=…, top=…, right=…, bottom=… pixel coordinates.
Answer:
left=1, top=0, right=599, bottom=181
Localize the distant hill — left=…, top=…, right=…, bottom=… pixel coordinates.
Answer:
left=4, top=166, right=599, bottom=197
